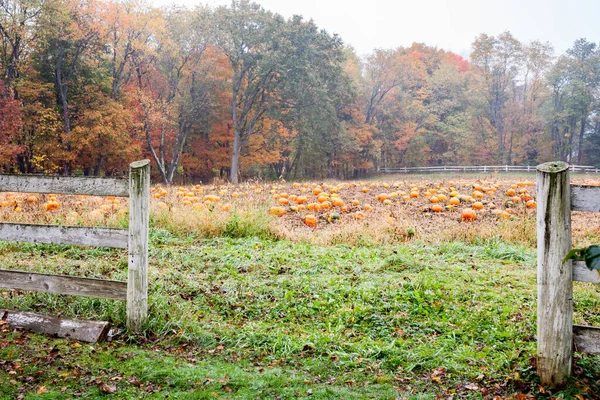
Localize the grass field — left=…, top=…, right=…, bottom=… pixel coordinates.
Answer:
left=1, top=175, right=600, bottom=398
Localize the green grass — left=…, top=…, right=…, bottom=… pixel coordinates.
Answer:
left=1, top=233, right=600, bottom=398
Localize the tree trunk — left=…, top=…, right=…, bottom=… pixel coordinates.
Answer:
left=94, top=156, right=104, bottom=176
left=577, top=115, right=587, bottom=165
left=568, top=117, right=576, bottom=162
left=230, top=129, right=241, bottom=184
left=55, top=47, right=72, bottom=175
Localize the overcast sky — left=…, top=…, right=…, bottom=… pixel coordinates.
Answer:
left=153, top=0, right=600, bottom=58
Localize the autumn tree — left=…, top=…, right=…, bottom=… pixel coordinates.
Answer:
left=547, top=39, right=599, bottom=163
left=0, top=80, right=22, bottom=169
left=212, top=1, right=349, bottom=182
left=132, top=5, right=214, bottom=184
left=0, top=0, right=47, bottom=98
left=470, top=32, right=523, bottom=164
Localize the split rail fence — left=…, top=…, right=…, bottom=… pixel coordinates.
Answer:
left=379, top=164, right=600, bottom=174
left=536, top=161, right=600, bottom=386
left=0, top=160, right=150, bottom=332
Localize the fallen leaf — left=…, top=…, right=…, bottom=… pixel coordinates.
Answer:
left=100, top=383, right=116, bottom=394
left=127, top=376, right=141, bottom=386
left=37, top=387, right=47, bottom=394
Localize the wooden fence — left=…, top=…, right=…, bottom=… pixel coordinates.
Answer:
left=0, top=160, right=150, bottom=332
left=536, top=161, right=600, bottom=387
left=379, top=164, right=600, bottom=174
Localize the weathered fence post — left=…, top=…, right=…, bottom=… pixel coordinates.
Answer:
left=127, top=160, right=150, bottom=331
left=536, top=161, right=572, bottom=387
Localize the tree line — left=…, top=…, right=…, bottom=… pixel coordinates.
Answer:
left=1, top=0, right=599, bottom=183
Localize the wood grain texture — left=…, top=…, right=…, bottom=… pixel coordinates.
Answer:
left=0, top=174, right=129, bottom=197
left=573, top=261, right=600, bottom=283
left=571, top=185, right=600, bottom=212
left=573, top=325, right=600, bottom=355
left=536, top=162, right=572, bottom=387
left=1, top=309, right=110, bottom=343
left=0, top=269, right=127, bottom=300
left=126, top=160, right=150, bottom=331
left=0, top=223, right=128, bottom=248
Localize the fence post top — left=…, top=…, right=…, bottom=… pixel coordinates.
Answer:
left=130, top=160, right=151, bottom=169
left=536, top=162, right=569, bottom=174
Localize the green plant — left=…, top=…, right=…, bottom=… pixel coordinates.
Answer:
left=564, top=245, right=600, bottom=270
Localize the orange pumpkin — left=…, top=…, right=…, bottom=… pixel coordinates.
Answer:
left=304, top=214, right=317, bottom=227
left=307, top=203, right=321, bottom=211
left=332, top=198, right=345, bottom=207
left=472, top=201, right=484, bottom=210
left=377, top=193, right=390, bottom=202
left=317, top=195, right=328, bottom=203
left=269, top=207, right=286, bottom=217
left=431, top=204, right=443, bottom=212
left=460, top=208, right=477, bottom=222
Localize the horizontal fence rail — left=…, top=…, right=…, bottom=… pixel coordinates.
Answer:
left=573, top=325, right=600, bottom=355
left=571, top=186, right=600, bottom=283
left=0, top=174, right=129, bottom=197
left=573, top=261, right=600, bottom=283
left=0, top=223, right=128, bottom=248
left=571, top=185, right=600, bottom=212
left=0, top=270, right=127, bottom=300
left=378, top=165, right=600, bottom=174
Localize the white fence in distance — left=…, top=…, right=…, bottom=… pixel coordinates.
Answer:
left=378, top=164, right=600, bottom=174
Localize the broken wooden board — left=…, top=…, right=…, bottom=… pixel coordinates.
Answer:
left=1, top=309, right=110, bottom=343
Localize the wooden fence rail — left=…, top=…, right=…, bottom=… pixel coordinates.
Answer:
left=378, top=164, right=600, bottom=174
left=536, top=161, right=600, bottom=387
left=0, top=160, right=150, bottom=332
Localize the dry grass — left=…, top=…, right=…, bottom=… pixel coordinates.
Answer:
left=1, top=175, right=599, bottom=248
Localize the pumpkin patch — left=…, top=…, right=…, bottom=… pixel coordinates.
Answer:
left=3, top=176, right=599, bottom=243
